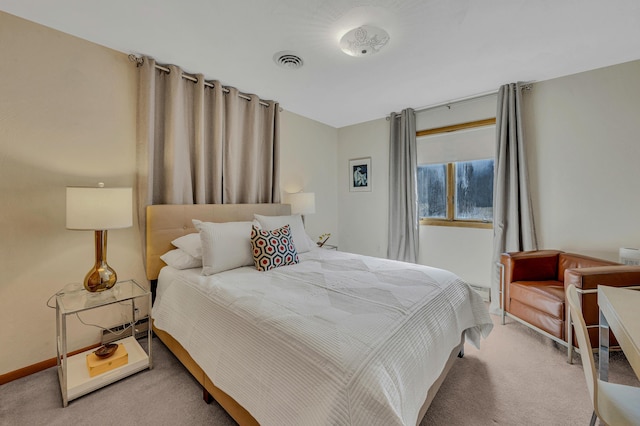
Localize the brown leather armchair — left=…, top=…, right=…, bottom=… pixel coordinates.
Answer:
left=499, top=250, right=640, bottom=361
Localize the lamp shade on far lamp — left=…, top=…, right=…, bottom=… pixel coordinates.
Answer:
left=286, top=192, right=316, bottom=215
left=66, top=185, right=132, bottom=292
left=284, top=192, right=315, bottom=225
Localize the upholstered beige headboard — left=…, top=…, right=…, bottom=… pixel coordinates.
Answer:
left=146, top=203, right=291, bottom=281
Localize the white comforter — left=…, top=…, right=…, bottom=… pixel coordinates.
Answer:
left=152, top=248, right=492, bottom=426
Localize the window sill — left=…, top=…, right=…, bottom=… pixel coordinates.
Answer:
left=420, top=219, right=493, bottom=229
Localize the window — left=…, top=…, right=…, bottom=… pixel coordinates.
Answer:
left=416, top=116, right=496, bottom=229
left=417, top=164, right=447, bottom=219
left=418, top=158, right=494, bottom=228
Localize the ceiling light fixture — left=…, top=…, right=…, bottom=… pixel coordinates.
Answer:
left=340, top=25, right=390, bottom=57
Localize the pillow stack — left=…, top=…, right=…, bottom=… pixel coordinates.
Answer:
left=160, top=214, right=314, bottom=274
left=193, top=220, right=254, bottom=276
left=160, top=233, right=202, bottom=270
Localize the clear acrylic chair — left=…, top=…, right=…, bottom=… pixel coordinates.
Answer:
left=566, top=284, right=640, bottom=426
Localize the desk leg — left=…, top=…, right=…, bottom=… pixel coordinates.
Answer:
left=599, top=310, right=610, bottom=382
left=567, top=307, right=573, bottom=364
left=497, top=262, right=505, bottom=325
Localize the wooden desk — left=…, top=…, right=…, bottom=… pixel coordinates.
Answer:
left=598, top=285, right=640, bottom=381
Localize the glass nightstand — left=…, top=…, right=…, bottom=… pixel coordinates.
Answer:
left=55, top=279, right=152, bottom=407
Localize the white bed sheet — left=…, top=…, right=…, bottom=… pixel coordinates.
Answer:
left=152, top=248, right=493, bottom=426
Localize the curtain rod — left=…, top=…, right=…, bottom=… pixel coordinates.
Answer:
left=128, top=55, right=274, bottom=108
left=414, top=89, right=499, bottom=114
left=387, top=89, right=499, bottom=120
left=388, top=83, right=534, bottom=120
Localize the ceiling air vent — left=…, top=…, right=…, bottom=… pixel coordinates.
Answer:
left=273, top=51, right=304, bottom=70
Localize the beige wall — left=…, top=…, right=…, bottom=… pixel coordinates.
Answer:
left=0, top=12, right=341, bottom=376
left=3, top=8, right=639, bottom=378
left=337, top=98, right=496, bottom=289
left=280, top=111, right=339, bottom=245
left=337, top=118, right=390, bottom=257
left=337, top=61, right=640, bottom=289
left=0, top=12, right=143, bottom=375
left=524, top=59, right=640, bottom=260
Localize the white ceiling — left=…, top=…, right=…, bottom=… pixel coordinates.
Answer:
left=2, top=0, right=640, bottom=128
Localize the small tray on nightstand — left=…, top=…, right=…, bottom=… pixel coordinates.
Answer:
left=319, top=244, right=338, bottom=251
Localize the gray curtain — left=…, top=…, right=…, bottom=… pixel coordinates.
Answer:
left=136, top=57, right=280, bottom=235
left=490, top=83, right=538, bottom=314
left=387, top=108, right=418, bottom=263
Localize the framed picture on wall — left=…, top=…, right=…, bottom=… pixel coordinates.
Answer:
left=349, top=157, right=371, bottom=192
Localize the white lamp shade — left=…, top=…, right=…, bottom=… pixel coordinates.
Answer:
left=66, top=187, right=133, bottom=230
left=286, top=192, right=316, bottom=215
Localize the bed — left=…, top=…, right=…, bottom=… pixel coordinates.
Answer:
left=147, top=203, right=493, bottom=425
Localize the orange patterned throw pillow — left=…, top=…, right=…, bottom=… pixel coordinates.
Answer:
left=250, top=224, right=299, bottom=271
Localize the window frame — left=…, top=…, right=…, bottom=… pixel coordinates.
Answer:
left=419, top=162, right=493, bottom=229
left=416, top=118, right=496, bottom=230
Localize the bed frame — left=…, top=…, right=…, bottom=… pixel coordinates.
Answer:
left=146, top=203, right=463, bottom=425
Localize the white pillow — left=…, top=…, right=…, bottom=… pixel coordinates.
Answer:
left=304, top=232, right=319, bottom=250
left=160, top=249, right=202, bottom=270
left=253, top=214, right=312, bottom=253
left=171, top=233, right=202, bottom=259
left=193, top=219, right=254, bottom=276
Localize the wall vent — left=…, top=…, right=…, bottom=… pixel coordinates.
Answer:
left=273, top=51, right=304, bottom=70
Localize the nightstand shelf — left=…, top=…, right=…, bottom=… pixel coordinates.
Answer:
left=62, top=336, right=149, bottom=401
left=55, top=279, right=152, bottom=406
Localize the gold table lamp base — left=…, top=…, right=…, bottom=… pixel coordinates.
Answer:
left=84, top=230, right=117, bottom=292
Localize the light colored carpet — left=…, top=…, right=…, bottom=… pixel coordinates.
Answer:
left=1, top=313, right=637, bottom=425
left=0, top=337, right=236, bottom=426
left=421, top=314, right=638, bottom=425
